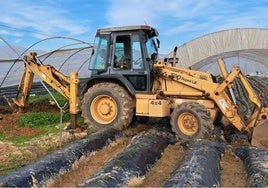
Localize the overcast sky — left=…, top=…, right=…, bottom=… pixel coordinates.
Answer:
left=0, top=0, right=268, bottom=53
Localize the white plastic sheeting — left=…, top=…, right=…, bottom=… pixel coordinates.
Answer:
left=166, top=28, right=268, bottom=75
left=0, top=47, right=93, bottom=87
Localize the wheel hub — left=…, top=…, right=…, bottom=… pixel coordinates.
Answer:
left=178, top=112, right=198, bottom=136
left=90, top=95, right=117, bottom=124
left=100, top=102, right=112, bottom=115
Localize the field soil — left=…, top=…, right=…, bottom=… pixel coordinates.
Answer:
left=251, top=122, right=268, bottom=149
left=0, top=100, right=267, bottom=187
left=0, top=102, right=88, bottom=170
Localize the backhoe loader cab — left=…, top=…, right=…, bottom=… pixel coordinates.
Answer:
left=88, top=25, right=159, bottom=92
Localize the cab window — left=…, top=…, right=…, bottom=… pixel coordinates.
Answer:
left=113, top=34, right=143, bottom=70
left=132, top=34, right=143, bottom=69
left=89, top=36, right=108, bottom=70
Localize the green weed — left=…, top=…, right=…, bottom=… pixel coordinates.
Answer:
left=17, top=112, right=70, bottom=128
left=28, top=92, right=68, bottom=106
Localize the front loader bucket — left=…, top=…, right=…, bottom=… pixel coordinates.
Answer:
left=251, top=122, right=268, bottom=149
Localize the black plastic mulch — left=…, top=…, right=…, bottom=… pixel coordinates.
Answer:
left=80, top=131, right=170, bottom=187
left=0, top=128, right=122, bottom=187
left=234, top=146, right=268, bottom=187
left=164, top=139, right=227, bottom=187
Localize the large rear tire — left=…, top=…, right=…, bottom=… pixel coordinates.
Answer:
left=170, top=102, right=213, bottom=141
left=81, top=82, right=134, bottom=130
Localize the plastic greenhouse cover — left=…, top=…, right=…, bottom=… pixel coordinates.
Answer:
left=166, top=28, right=268, bottom=76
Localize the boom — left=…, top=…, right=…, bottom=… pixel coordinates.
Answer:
left=13, top=52, right=80, bottom=128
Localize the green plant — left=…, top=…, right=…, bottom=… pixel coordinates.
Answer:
left=263, top=76, right=268, bottom=81
left=0, top=130, right=8, bottom=142
left=28, top=92, right=68, bottom=106
left=104, top=175, right=110, bottom=181
left=17, top=112, right=70, bottom=128
left=9, top=135, right=35, bottom=144
left=117, top=159, right=125, bottom=167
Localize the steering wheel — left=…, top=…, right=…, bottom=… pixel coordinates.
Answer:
left=133, top=57, right=142, bottom=65
left=119, top=56, right=131, bottom=69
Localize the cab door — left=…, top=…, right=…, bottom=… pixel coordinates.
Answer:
left=111, top=32, right=151, bottom=93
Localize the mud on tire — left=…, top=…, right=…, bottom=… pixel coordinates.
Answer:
left=81, top=82, right=134, bottom=130
left=170, top=102, right=213, bottom=141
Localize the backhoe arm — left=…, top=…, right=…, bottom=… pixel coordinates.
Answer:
left=13, top=52, right=80, bottom=128
left=13, top=64, right=35, bottom=108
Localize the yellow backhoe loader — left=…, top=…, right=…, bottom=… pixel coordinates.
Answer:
left=13, top=25, right=268, bottom=145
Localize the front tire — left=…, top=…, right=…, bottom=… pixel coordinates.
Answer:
left=81, top=82, right=134, bottom=130
left=170, top=102, right=213, bottom=141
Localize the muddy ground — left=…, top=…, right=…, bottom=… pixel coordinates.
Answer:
left=0, top=100, right=267, bottom=187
